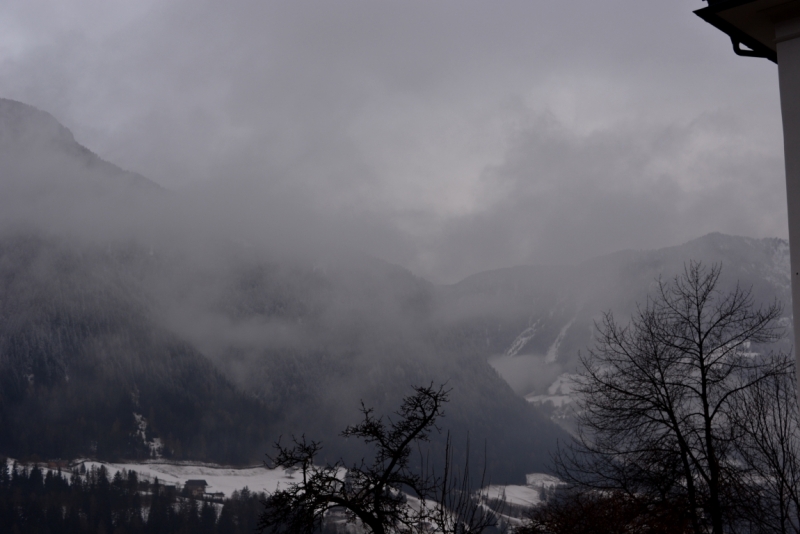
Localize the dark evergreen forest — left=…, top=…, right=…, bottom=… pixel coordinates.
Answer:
left=0, top=233, right=565, bottom=483
left=0, top=458, right=265, bottom=534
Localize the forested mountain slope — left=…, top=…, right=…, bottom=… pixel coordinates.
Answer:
left=3, top=97, right=787, bottom=483
left=0, top=98, right=564, bottom=484
left=434, top=233, right=792, bottom=427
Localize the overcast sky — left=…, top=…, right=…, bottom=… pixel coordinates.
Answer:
left=0, top=0, right=788, bottom=282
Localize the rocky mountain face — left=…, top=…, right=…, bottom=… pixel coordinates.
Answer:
left=433, top=233, right=792, bottom=430
left=0, top=98, right=565, bottom=484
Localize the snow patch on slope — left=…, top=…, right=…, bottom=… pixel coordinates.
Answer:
left=545, top=318, right=575, bottom=363
left=505, top=319, right=541, bottom=357
left=132, top=413, right=163, bottom=459
left=524, top=373, right=578, bottom=409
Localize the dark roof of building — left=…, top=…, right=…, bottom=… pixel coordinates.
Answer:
left=185, top=480, right=208, bottom=486
left=694, top=0, right=800, bottom=64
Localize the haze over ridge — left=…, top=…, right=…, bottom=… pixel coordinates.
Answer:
left=0, top=98, right=572, bottom=483
left=0, top=0, right=788, bottom=283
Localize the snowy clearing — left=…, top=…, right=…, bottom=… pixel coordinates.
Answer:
left=25, top=457, right=562, bottom=514
left=76, top=460, right=296, bottom=497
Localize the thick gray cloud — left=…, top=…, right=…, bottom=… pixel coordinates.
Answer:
left=0, top=0, right=787, bottom=282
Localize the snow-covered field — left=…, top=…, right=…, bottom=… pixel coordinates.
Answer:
left=485, top=473, right=563, bottom=509
left=485, top=484, right=542, bottom=507
left=525, top=373, right=578, bottom=407
left=34, top=457, right=562, bottom=515
left=76, top=460, right=296, bottom=497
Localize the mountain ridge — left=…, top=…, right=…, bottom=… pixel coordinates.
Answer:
left=432, top=232, right=792, bottom=432
left=0, top=98, right=568, bottom=483
left=0, top=97, right=163, bottom=194
left=0, top=97, right=791, bottom=483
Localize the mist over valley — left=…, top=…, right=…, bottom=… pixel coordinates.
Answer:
left=1, top=2, right=797, bottom=531
left=0, top=98, right=564, bottom=483
left=0, top=98, right=792, bottom=492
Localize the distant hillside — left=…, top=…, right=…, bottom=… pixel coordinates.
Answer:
left=0, top=98, right=161, bottom=193
left=1, top=97, right=788, bottom=483
left=0, top=98, right=566, bottom=484
left=434, top=233, right=792, bottom=429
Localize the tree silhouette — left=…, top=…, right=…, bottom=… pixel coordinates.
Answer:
left=259, top=383, right=502, bottom=534
left=555, top=262, right=788, bottom=534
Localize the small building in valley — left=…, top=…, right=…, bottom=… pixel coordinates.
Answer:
left=184, top=480, right=208, bottom=498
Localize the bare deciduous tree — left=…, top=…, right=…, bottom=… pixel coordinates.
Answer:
left=258, top=384, right=504, bottom=534
left=519, top=487, right=693, bottom=534
left=555, top=262, right=788, bottom=534
left=431, top=434, right=505, bottom=534
left=732, top=364, right=800, bottom=533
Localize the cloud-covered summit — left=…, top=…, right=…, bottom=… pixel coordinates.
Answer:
left=0, top=97, right=168, bottom=242
left=0, top=1, right=788, bottom=282
left=0, top=98, right=75, bottom=148
left=0, top=97, right=161, bottom=192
